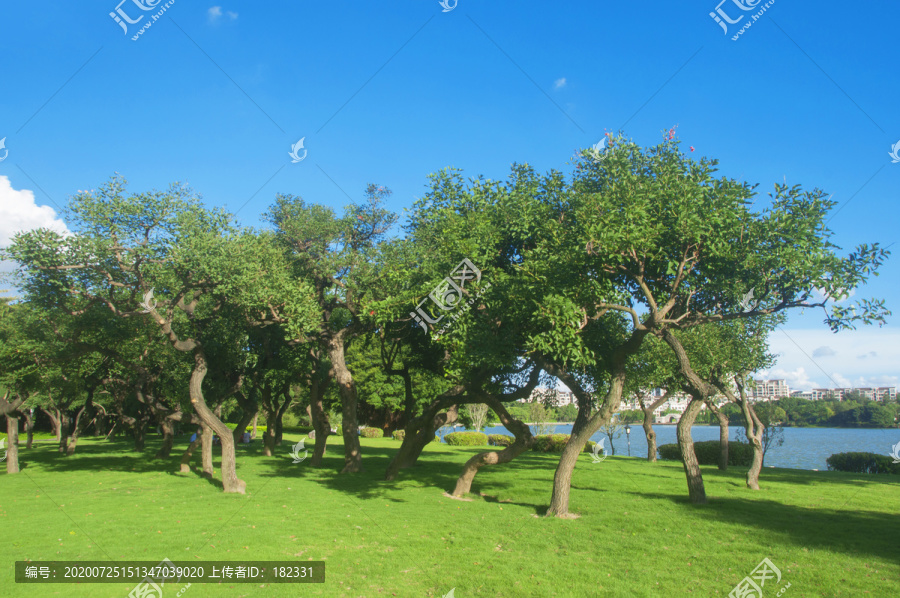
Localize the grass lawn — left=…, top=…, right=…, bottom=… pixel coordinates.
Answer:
left=1, top=433, right=898, bottom=597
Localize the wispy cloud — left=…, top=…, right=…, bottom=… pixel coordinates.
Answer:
left=208, top=6, right=238, bottom=23
left=553, top=77, right=567, bottom=90
left=812, top=346, right=836, bottom=358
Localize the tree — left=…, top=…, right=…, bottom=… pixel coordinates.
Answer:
left=533, top=132, right=890, bottom=510
left=266, top=184, right=397, bottom=474
left=599, top=413, right=623, bottom=455
left=528, top=401, right=554, bottom=435
left=8, top=177, right=319, bottom=493
left=462, top=403, right=490, bottom=431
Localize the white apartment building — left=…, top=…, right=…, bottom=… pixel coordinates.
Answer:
left=798, top=387, right=896, bottom=401
left=750, top=379, right=790, bottom=401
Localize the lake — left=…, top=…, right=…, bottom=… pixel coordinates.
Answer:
left=440, top=423, right=900, bottom=471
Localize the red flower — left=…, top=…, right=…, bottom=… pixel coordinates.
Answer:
left=690, top=146, right=695, bottom=152
left=370, top=310, right=375, bottom=316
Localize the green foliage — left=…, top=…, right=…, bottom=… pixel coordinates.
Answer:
left=657, top=441, right=753, bottom=466
left=827, top=403, right=896, bottom=427
left=392, top=429, right=405, bottom=441
left=488, top=434, right=514, bottom=447
left=360, top=427, right=384, bottom=438
left=443, top=431, right=488, bottom=446
left=556, top=404, right=578, bottom=422
left=530, top=434, right=567, bottom=452
left=825, top=452, right=900, bottom=474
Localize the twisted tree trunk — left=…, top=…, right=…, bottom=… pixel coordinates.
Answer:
left=309, top=377, right=330, bottom=467
left=677, top=397, right=707, bottom=504
left=231, top=392, right=257, bottom=445
left=155, top=419, right=176, bottom=459
left=275, top=383, right=292, bottom=446
left=450, top=398, right=533, bottom=496
left=201, top=425, right=214, bottom=478
left=546, top=377, right=625, bottom=518
left=385, top=392, right=461, bottom=481
left=327, top=335, right=362, bottom=474
left=189, top=353, right=245, bottom=493
left=180, top=428, right=203, bottom=473
left=637, top=390, right=671, bottom=462
left=741, top=399, right=764, bottom=490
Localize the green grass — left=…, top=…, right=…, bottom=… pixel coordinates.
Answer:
left=1, top=433, right=898, bottom=597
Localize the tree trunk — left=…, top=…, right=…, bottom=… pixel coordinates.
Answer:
left=58, top=412, right=70, bottom=454
left=642, top=408, right=657, bottom=462
left=180, top=428, right=203, bottom=473
left=451, top=398, right=533, bottom=496
left=275, top=384, right=292, bottom=446
left=263, top=407, right=277, bottom=457
left=201, top=425, right=214, bottom=478
left=66, top=405, right=89, bottom=457
left=231, top=397, right=256, bottom=445
left=189, top=352, right=245, bottom=493
left=385, top=394, right=460, bottom=481
left=133, top=417, right=148, bottom=452
left=716, top=411, right=729, bottom=471
left=42, top=408, right=61, bottom=444
left=251, top=413, right=258, bottom=439
left=24, top=409, right=34, bottom=450
left=741, top=401, right=764, bottom=490
left=398, top=367, right=414, bottom=428
left=6, top=413, right=21, bottom=474
left=677, top=397, right=707, bottom=504
left=155, top=419, right=176, bottom=459
left=546, top=378, right=625, bottom=518
left=309, top=377, right=330, bottom=467
left=327, top=336, right=362, bottom=474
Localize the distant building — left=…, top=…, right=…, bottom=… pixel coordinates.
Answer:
left=798, top=387, right=896, bottom=402
left=750, top=379, right=790, bottom=401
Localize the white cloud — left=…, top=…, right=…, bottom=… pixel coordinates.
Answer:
left=757, top=367, right=817, bottom=391
left=810, top=286, right=856, bottom=304
left=0, top=176, right=68, bottom=247
left=761, top=327, right=900, bottom=390
left=208, top=6, right=238, bottom=23
left=0, top=176, right=69, bottom=293
left=553, top=77, right=567, bottom=90
left=811, top=346, right=836, bottom=357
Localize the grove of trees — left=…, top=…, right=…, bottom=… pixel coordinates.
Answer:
left=1, top=133, right=891, bottom=516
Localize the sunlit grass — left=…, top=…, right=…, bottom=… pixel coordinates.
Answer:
left=1, top=433, right=897, bottom=597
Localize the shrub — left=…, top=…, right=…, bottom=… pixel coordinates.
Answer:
left=360, top=427, right=384, bottom=438
left=488, top=434, right=514, bottom=447
left=444, top=431, right=488, bottom=446
left=826, top=452, right=900, bottom=474
left=657, top=441, right=753, bottom=466
left=531, top=434, right=571, bottom=452
left=524, top=434, right=598, bottom=453
left=392, top=429, right=405, bottom=441
left=434, top=435, right=440, bottom=443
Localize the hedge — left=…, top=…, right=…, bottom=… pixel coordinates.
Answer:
left=444, top=432, right=488, bottom=446
left=527, top=434, right=598, bottom=454
left=657, top=441, right=753, bottom=466
left=360, top=427, right=384, bottom=438
left=488, top=434, right=514, bottom=447
left=392, top=430, right=405, bottom=441
left=826, top=452, right=900, bottom=474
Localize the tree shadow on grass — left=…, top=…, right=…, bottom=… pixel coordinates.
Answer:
left=629, top=490, right=900, bottom=563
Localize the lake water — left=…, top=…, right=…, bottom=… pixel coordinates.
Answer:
left=441, top=423, right=900, bottom=471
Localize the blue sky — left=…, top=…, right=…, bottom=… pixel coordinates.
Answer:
left=1, top=1, right=898, bottom=390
